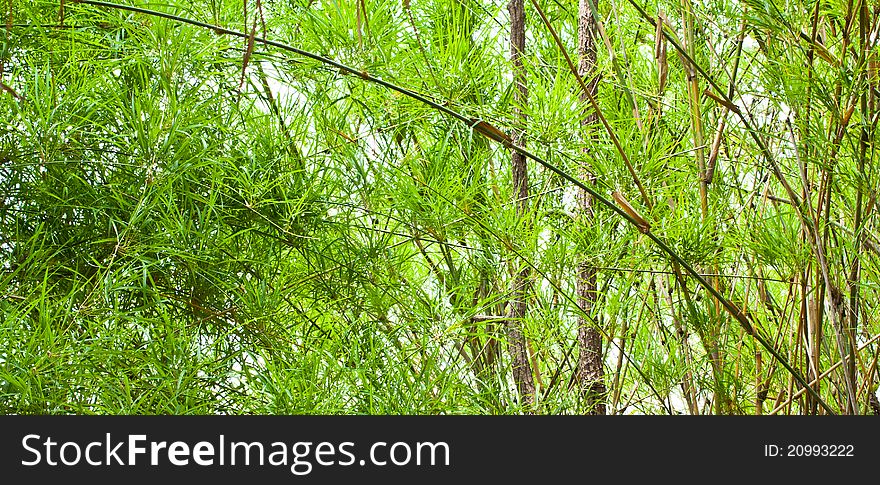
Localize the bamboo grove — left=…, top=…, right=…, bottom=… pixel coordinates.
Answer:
left=2, top=0, right=880, bottom=414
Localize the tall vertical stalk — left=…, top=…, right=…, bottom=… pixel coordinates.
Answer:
left=679, top=0, right=729, bottom=414
left=507, top=0, right=537, bottom=410
left=576, top=0, right=606, bottom=415
left=850, top=0, right=871, bottom=414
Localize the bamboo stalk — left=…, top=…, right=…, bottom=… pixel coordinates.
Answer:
left=506, top=0, right=537, bottom=411
left=576, top=0, right=606, bottom=415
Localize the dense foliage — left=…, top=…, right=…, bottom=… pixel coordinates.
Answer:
left=2, top=0, right=879, bottom=414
